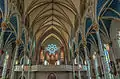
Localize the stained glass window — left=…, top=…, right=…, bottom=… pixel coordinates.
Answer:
left=46, top=44, right=58, bottom=54
left=104, top=44, right=110, bottom=72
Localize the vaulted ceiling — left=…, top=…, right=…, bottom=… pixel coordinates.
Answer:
left=24, top=0, right=82, bottom=46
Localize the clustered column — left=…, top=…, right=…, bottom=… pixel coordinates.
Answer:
left=82, top=36, right=92, bottom=79
left=10, top=39, right=21, bottom=79
left=94, top=23, right=111, bottom=79
left=1, top=21, right=8, bottom=79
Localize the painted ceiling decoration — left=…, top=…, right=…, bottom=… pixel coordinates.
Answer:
left=0, top=0, right=4, bottom=13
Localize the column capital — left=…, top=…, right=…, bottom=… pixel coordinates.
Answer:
left=15, top=39, right=21, bottom=45
left=92, top=23, right=99, bottom=32
left=1, top=21, right=7, bottom=31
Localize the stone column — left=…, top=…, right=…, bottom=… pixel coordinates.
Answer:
left=32, top=39, right=36, bottom=65
left=10, top=12, right=21, bottom=79
left=21, top=29, right=28, bottom=79
left=71, top=42, right=75, bottom=79
left=10, top=39, right=20, bottom=79
left=0, top=22, right=7, bottom=49
left=24, top=30, right=30, bottom=79
left=77, top=50, right=82, bottom=79
left=93, top=53, right=101, bottom=79
left=27, top=60, right=31, bottom=79
left=72, top=58, right=75, bottom=79
left=28, top=38, right=33, bottom=79
left=82, top=37, right=92, bottom=79
left=96, top=29, right=106, bottom=79
left=0, top=21, right=7, bottom=79
left=84, top=47, right=92, bottom=79
left=94, top=24, right=111, bottom=79
left=1, top=51, right=9, bottom=79
left=92, top=0, right=111, bottom=77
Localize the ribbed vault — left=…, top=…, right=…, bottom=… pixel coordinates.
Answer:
left=24, top=0, right=81, bottom=45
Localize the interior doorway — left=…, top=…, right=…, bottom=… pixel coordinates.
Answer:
left=47, top=73, right=56, bottom=79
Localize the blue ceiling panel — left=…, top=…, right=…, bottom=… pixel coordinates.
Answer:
left=87, top=33, right=98, bottom=44
left=110, top=0, right=120, bottom=13
left=87, top=43, right=91, bottom=51
left=101, top=19, right=112, bottom=34
left=103, top=9, right=120, bottom=18
left=0, top=0, right=4, bottom=13
left=85, top=18, right=92, bottom=34
left=97, top=0, right=108, bottom=15
left=10, top=16, right=18, bottom=32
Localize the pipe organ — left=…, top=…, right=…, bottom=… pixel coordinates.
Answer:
left=39, top=45, right=65, bottom=65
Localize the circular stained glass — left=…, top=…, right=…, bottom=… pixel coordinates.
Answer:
left=46, top=44, right=58, bottom=54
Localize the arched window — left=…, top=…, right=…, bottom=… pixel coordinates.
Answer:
left=47, top=73, right=56, bottom=79
left=103, top=44, right=110, bottom=72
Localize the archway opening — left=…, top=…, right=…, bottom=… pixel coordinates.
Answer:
left=47, top=73, right=56, bottom=79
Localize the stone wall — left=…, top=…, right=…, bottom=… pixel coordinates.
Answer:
left=15, top=71, right=73, bottom=79
left=110, top=20, right=120, bottom=60
left=14, top=65, right=87, bottom=79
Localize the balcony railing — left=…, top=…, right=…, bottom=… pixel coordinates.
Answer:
left=14, top=65, right=87, bottom=72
